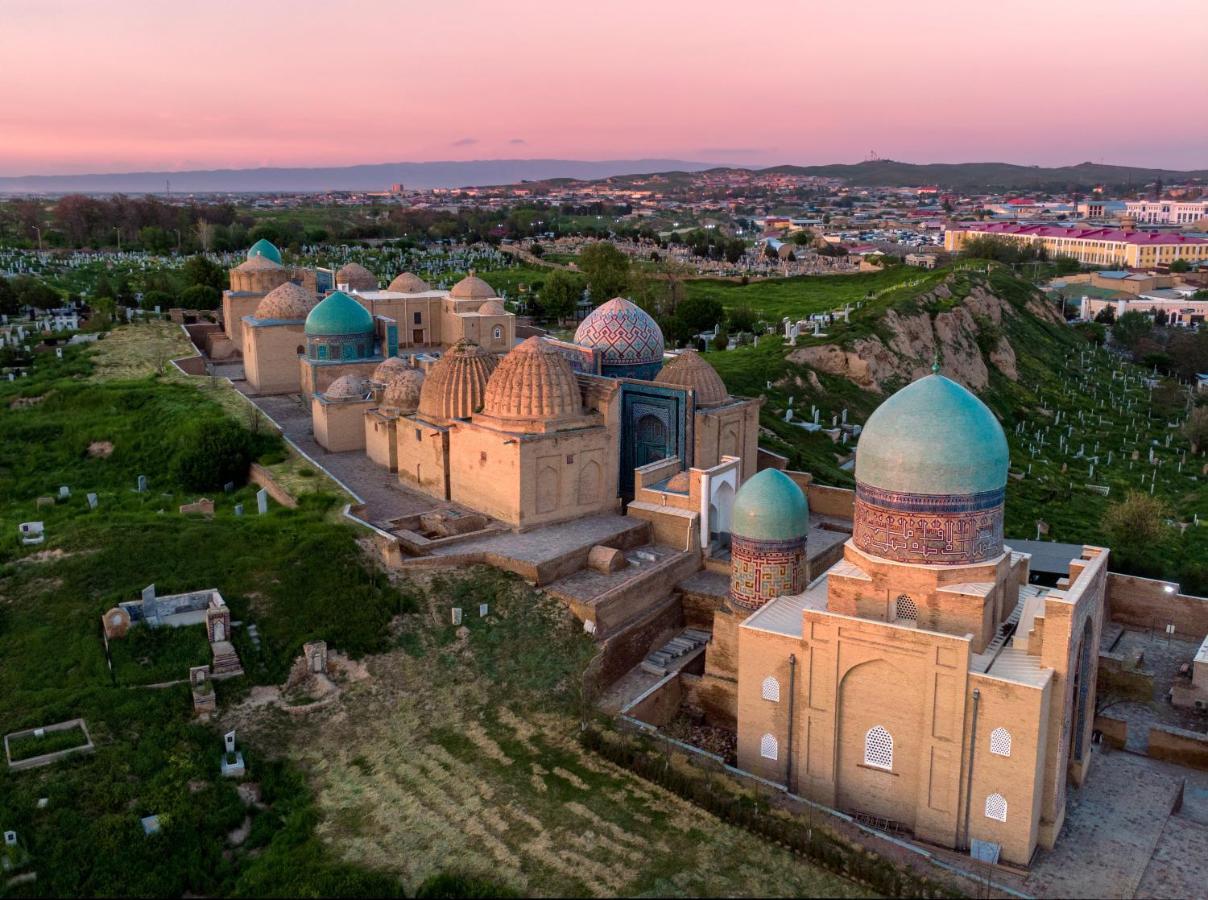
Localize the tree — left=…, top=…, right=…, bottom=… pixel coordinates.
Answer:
left=1093, top=306, right=1116, bottom=324
left=181, top=255, right=226, bottom=292
left=1111, top=310, right=1152, bottom=351
left=180, top=284, right=221, bottom=309
left=1167, top=330, right=1208, bottom=381
left=537, top=270, right=582, bottom=323
left=675, top=295, right=724, bottom=334
left=141, top=289, right=174, bottom=312
left=577, top=242, right=630, bottom=302
left=727, top=305, right=758, bottom=334
left=711, top=330, right=729, bottom=352
left=11, top=275, right=60, bottom=311
left=171, top=419, right=260, bottom=491
left=1183, top=406, right=1208, bottom=454
left=1170, top=258, right=1191, bottom=273
left=1102, top=491, right=1171, bottom=560
left=0, top=277, right=17, bottom=315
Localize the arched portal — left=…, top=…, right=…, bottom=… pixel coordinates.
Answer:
left=636, top=414, right=669, bottom=467
left=709, top=479, right=736, bottom=545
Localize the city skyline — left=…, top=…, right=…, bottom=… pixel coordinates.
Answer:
left=3, top=0, right=1207, bottom=177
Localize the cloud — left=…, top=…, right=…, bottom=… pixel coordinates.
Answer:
left=509, top=138, right=527, bottom=145
left=451, top=137, right=478, bottom=147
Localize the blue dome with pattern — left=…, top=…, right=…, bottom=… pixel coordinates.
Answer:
left=856, top=373, right=1008, bottom=496
left=575, top=297, right=665, bottom=379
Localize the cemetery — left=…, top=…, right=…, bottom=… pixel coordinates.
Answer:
left=4, top=719, right=94, bottom=771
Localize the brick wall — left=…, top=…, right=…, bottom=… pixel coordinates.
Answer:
left=1148, top=724, right=1208, bottom=770
left=1107, top=572, right=1208, bottom=640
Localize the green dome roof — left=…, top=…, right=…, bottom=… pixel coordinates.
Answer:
left=247, top=239, right=282, bottom=265
left=856, top=373, right=1008, bottom=495
left=305, top=291, right=374, bottom=337
left=732, top=469, right=809, bottom=541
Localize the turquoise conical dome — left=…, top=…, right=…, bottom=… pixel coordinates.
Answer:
left=732, top=469, right=809, bottom=541
left=305, top=291, right=374, bottom=337
left=247, top=238, right=282, bottom=265
left=856, top=374, right=1008, bottom=495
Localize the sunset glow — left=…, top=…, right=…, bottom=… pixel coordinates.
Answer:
left=2, top=0, right=1206, bottom=175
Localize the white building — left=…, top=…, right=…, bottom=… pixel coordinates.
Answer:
left=1124, top=200, right=1208, bottom=226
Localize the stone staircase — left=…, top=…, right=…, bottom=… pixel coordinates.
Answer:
left=980, top=600, right=1026, bottom=662
left=641, top=628, right=711, bottom=676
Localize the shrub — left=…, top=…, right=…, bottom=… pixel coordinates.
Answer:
left=180, top=284, right=221, bottom=310
left=170, top=418, right=263, bottom=491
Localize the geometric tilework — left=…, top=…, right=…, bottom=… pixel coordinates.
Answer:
left=853, top=481, right=1004, bottom=565
left=575, top=297, right=665, bottom=372
left=729, top=534, right=806, bottom=611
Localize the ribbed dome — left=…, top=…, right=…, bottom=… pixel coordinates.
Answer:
left=255, top=281, right=315, bottom=320
left=372, top=356, right=412, bottom=383
left=383, top=368, right=425, bottom=414
left=324, top=374, right=370, bottom=401
left=235, top=254, right=283, bottom=273
left=575, top=297, right=665, bottom=372
left=336, top=262, right=378, bottom=292
left=417, top=340, right=497, bottom=422
left=387, top=272, right=431, bottom=293
left=655, top=350, right=728, bottom=406
left=732, top=469, right=809, bottom=541
left=856, top=374, right=1008, bottom=496
left=478, top=298, right=506, bottom=316
left=482, top=337, right=582, bottom=423
left=450, top=272, right=496, bottom=300
left=305, top=291, right=374, bottom=337
left=247, top=239, right=282, bottom=265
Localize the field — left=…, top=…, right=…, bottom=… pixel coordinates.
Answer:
left=232, top=567, right=868, bottom=898
left=0, top=329, right=865, bottom=897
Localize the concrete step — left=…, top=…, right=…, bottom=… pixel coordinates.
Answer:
left=641, top=661, right=668, bottom=676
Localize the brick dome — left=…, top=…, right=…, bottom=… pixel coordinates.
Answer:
left=478, top=298, right=506, bottom=316
left=255, top=281, right=315, bottom=320
left=450, top=272, right=496, bottom=300
left=336, top=262, right=378, bottom=292
left=482, top=337, right=582, bottom=424
left=324, top=374, right=370, bottom=401
left=383, top=368, right=425, bottom=415
left=655, top=350, right=728, bottom=407
left=417, top=340, right=497, bottom=422
left=372, top=356, right=412, bottom=383
left=387, top=272, right=431, bottom=293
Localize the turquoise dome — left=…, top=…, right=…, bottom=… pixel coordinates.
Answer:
left=247, top=239, right=282, bottom=265
left=856, top=374, right=1008, bottom=496
left=305, top=291, right=374, bottom=337
left=732, top=469, right=809, bottom=541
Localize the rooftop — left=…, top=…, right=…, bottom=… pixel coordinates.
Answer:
left=953, top=222, right=1208, bottom=246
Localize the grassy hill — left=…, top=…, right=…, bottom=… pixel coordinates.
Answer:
left=699, top=264, right=1208, bottom=593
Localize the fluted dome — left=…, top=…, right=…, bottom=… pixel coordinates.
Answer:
left=247, top=239, right=282, bottom=265
left=450, top=272, right=496, bottom=300
left=336, top=262, right=378, bottom=292
left=732, top=469, right=809, bottom=541
left=305, top=291, right=374, bottom=337
left=478, top=298, right=506, bottom=316
left=856, top=374, right=1008, bottom=496
left=655, top=350, right=728, bottom=406
left=388, top=272, right=431, bottom=293
left=574, top=297, right=665, bottom=379
left=235, top=254, right=283, bottom=273
left=417, top=340, right=497, bottom=422
left=324, top=374, right=370, bottom=401
left=482, top=337, right=582, bottom=424
left=383, top=368, right=425, bottom=414
left=255, top=281, right=315, bottom=320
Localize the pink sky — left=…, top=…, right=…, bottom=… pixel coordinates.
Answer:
left=3, top=0, right=1206, bottom=176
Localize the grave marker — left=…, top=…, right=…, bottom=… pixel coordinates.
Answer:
left=256, top=489, right=268, bottom=514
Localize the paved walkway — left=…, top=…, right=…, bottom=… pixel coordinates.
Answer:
left=426, top=513, right=645, bottom=565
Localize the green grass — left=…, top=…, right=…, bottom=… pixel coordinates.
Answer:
left=107, top=624, right=213, bottom=686
left=5, top=724, right=90, bottom=761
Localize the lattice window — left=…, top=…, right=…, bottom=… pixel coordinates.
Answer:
left=761, top=675, right=780, bottom=703
left=895, top=594, right=918, bottom=622
left=990, top=727, right=1012, bottom=757
left=864, top=726, right=893, bottom=770
left=985, top=793, right=1007, bottom=822
left=760, top=733, right=778, bottom=760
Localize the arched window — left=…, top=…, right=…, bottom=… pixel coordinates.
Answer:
left=895, top=594, right=918, bottom=622
left=761, top=675, right=780, bottom=703
left=864, top=726, right=893, bottom=770
left=760, top=733, right=778, bottom=760
left=990, top=727, right=1012, bottom=757
left=493, top=325, right=503, bottom=340
left=985, top=793, right=1007, bottom=822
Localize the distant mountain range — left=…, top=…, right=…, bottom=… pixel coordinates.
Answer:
left=1, top=157, right=1204, bottom=196
left=0, top=159, right=722, bottom=195
left=762, top=160, right=1208, bottom=191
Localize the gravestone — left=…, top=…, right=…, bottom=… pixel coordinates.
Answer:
left=256, top=489, right=268, bottom=515
left=223, top=481, right=235, bottom=494
left=137, top=475, right=147, bottom=493
left=4, top=831, right=17, bottom=847
left=142, top=584, right=156, bottom=605
left=479, top=603, right=489, bottom=618
left=86, top=492, right=97, bottom=509
left=59, top=485, right=70, bottom=498
left=19, top=521, right=44, bottom=545
left=234, top=504, right=243, bottom=517
left=451, top=608, right=463, bottom=626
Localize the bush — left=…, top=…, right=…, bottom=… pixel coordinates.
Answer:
left=170, top=418, right=264, bottom=491
left=140, top=289, right=175, bottom=312
left=180, top=284, right=221, bottom=310
left=711, top=330, right=729, bottom=352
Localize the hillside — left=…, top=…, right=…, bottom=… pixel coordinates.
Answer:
left=699, top=265, right=1208, bottom=591
left=763, top=160, right=1208, bottom=190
